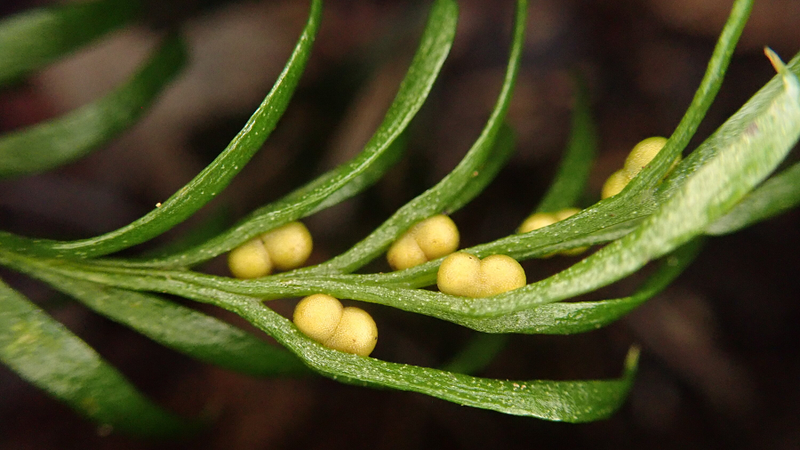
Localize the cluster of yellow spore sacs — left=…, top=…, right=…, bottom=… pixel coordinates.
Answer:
left=436, top=252, right=526, bottom=297
left=601, top=136, right=678, bottom=199
left=387, top=215, right=460, bottom=270
left=228, top=222, right=313, bottom=279
left=517, top=207, right=587, bottom=256
left=387, top=214, right=526, bottom=298
left=227, top=223, right=378, bottom=356
left=293, top=294, right=378, bottom=357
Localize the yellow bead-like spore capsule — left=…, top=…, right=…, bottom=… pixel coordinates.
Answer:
left=553, top=207, right=580, bottom=221
left=601, top=169, right=631, bottom=199
left=292, top=294, right=378, bottom=357
left=437, top=252, right=526, bottom=297
left=324, top=307, right=378, bottom=356
left=227, top=221, right=313, bottom=279
left=293, top=294, right=343, bottom=343
left=517, top=212, right=557, bottom=234
left=387, top=214, right=459, bottom=270
left=518, top=208, right=587, bottom=256
left=260, top=221, right=313, bottom=271
left=622, top=136, right=668, bottom=178
left=228, top=238, right=273, bottom=279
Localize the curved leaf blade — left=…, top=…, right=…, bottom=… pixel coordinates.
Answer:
left=0, top=34, right=187, bottom=178
left=0, top=0, right=322, bottom=259
left=0, top=279, right=197, bottom=437
left=706, top=160, right=800, bottom=234
left=10, top=256, right=639, bottom=421
left=466, top=49, right=800, bottom=317
left=229, top=297, right=639, bottom=422
left=0, top=0, right=140, bottom=85
left=291, top=0, right=527, bottom=275
left=454, top=239, right=702, bottom=334
left=114, top=0, right=460, bottom=269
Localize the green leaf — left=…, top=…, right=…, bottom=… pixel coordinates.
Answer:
left=0, top=279, right=197, bottom=437
left=704, top=51, right=800, bottom=235
left=288, top=0, right=527, bottom=275
left=622, top=0, right=754, bottom=196
left=443, top=123, right=516, bottom=215
left=25, top=270, right=309, bottom=377
left=0, top=0, right=140, bottom=85
left=110, top=0, right=460, bottom=270
left=9, top=255, right=640, bottom=421
left=463, top=48, right=800, bottom=317
left=440, top=333, right=510, bottom=374
left=534, top=73, right=596, bottom=213
left=0, top=0, right=322, bottom=259
left=226, top=293, right=640, bottom=422
left=0, top=34, right=187, bottom=178
left=349, top=0, right=755, bottom=289
left=30, top=52, right=799, bottom=328
left=409, top=71, right=594, bottom=375
left=453, top=239, right=703, bottom=334
left=706, top=160, right=800, bottom=235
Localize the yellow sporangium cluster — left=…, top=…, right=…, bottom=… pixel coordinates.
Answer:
left=293, top=294, right=378, bottom=356
left=437, top=252, right=526, bottom=297
left=601, top=136, right=679, bottom=199
left=518, top=207, right=587, bottom=256
left=387, top=214, right=459, bottom=270
left=228, top=221, right=313, bottom=279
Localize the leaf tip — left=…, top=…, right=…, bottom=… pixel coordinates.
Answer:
left=624, top=344, right=641, bottom=374
left=764, top=47, right=787, bottom=75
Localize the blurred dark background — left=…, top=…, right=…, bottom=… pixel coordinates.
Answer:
left=1, top=0, right=799, bottom=448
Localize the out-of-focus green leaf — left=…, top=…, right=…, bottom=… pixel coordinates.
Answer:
left=0, top=0, right=140, bottom=85
left=0, top=35, right=186, bottom=178
left=0, top=279, right=197, bottom=437
left=534, top=74, right=596, bottom=213
left=441, top=333, right=510, bottom=374
left=0, top=0, right=322, bottom=259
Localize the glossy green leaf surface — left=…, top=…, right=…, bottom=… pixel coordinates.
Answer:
left=0, top=280, right=196, bottom=437
left=0, top=0, right=322, bottom=259
left=0, top=0, right=140, bottom=85
left=0, top=35, right=186, bottom=178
